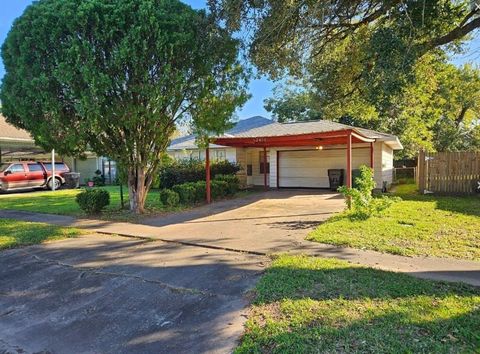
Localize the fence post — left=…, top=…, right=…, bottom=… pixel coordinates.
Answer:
left=417, top=150, right=426, bottom=194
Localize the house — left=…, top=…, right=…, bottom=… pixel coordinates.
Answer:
left=168, top=116, right=403, bottom=190
left=0, top=114, right=114, bottom=184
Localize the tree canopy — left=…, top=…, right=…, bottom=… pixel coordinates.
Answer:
left=265, top=57, right=480, bottom=158
left=211, top=0, right=480, bottom=158
left=1, top=0, right=249, bottom=213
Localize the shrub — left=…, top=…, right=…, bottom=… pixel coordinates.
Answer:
left=92, top=169, right=105, bottom=186
left=159, top=189, right=180, bottom=207
left=211, top=180, right=229, bottom=199
left=211, top=160, right=241, bottom=177
left=172, top=183, right=196, bottom=204
left=338, top=165, right=399, bottom=220
left=192, top=181, right=206, bottom=203
left=214, top=174, right=239, bottom=195
left=159, top=159, right=241, bottom=188
left=75, top=188, right=110, bottom=214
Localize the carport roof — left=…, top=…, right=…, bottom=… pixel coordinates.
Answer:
left=169, top=117, right=403, bottom=151
left=215, top=119, right=403, bottom=149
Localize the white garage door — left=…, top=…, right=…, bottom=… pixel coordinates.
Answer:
left=278, top=148, right=370, bottom=188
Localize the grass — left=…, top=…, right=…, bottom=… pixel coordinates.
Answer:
left=237, top=255, right=480, bottom=353
left=307, top=184, right=480, bottom=261
left=0, top=186, right=183, bottom=220
left=0, top=218, right=81, bottom=250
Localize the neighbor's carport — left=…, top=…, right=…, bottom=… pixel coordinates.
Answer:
left=203, top=128, right=375, bottom=202
left=0, top=115, right=48, bottom=163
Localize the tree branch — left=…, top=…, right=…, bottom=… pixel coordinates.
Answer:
left=426, top=14, right=480, bottom=49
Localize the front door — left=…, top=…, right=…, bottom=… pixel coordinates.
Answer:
left=3, top=163, right=29, bottom=189
left=27, top=162, right=46, bottom=187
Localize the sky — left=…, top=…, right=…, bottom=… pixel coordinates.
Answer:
left=0, top=0, right=479, bottom=121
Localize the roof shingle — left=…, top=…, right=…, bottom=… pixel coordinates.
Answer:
left=0, top=115, right=33, bottom=141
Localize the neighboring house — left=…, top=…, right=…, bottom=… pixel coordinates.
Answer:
left=0, top=114, right=114, bottom=184
left=168, top=116, right=403, bottom=189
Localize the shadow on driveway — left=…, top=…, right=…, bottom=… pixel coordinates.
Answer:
left=0, top=234, right=267, bottom=354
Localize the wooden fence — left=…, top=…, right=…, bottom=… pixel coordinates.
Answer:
left=417, top=150, right=480, bottom=195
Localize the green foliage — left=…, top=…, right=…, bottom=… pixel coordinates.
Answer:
left=92, top=170, right=105, bottom=187
left=0, top=218, right=80, bottom=250
left=159, top=159, right=241, bottom=188
left=238, top=255, right=480, bottom=353
left=159, top=189, right=180, bottom=207
left=191, top=181, right=207, bottom=202
left=309, top=188, right=480, bottom=260
left=338, top=165, right=398, bottom=219
left=214, top=174, right=239, bottom=195
left=172, top=183, right=196, bottom=204
left=211, top=180, right=229, bottom=199
left=75, top=188, right=110, bottom=215
left=1, top=0, right=249, bottom=213
left=213, top=0, right=480, bottom=158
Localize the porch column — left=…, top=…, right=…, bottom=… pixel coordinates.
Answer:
left=263, top=146, right=267, bottom=191
left=206, top=147, right=211, bottom=204
left=370, top=141, right=374, bottom=169
left=346, top=133, right=352, bottom=189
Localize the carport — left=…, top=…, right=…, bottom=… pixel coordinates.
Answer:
left=0, top=116, right=45, bottom=162
left=203, top=128, right=375, bottom=202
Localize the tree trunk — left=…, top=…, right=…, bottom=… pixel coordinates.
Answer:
left=127, top=165, right=148, bottom=214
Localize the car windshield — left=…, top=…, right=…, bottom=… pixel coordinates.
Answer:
left=0, top=163, right=10, bottom=172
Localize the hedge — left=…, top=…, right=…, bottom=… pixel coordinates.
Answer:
left=159, top=189, right=180, bottom=207
left=159, top=159, right=241, bottom=188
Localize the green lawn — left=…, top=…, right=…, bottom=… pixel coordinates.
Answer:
left=0, top=186, right=179, bottom=220
left=308, top=185, right=480, bottom=260
left=0, top=218, right=81, bottom=250
left=237, top=255, right=480, bottom=353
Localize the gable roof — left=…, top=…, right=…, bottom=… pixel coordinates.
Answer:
left=169, top=116, right=403, bottom=150
left=0, top=115, right=34, bottom=142
left=168, top=116, right=273, bottom=150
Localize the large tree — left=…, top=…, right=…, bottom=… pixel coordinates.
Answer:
left=1, top=0, right=249, bottom=213
left=265, top=58, right=480, bottom=158
left=211, top=0, right=480, bottom=157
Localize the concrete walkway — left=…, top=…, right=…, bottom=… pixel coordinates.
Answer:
left=1, top=189, right=479, bottom=286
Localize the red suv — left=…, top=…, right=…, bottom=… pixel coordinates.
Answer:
left=0, top=161, right=70, bottom=192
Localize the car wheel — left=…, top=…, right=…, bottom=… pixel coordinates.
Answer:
left=48, top=177, right=61, bottom=190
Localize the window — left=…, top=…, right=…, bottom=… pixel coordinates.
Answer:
left=28, top=163, right=44, bottom=172
left=9, top=164, right=25, bottom=173
left=213, top=149, right=226, bottom=161
left=43, top=162, right=68, bottom=171
left=247, top=164, right=253, bottom=176
left=259, top=151, right=270, bottom=174
left=0, top=163, right=9, bottom=172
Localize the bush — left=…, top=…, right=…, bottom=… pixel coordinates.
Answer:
left=92, top=169, right=105, bottom=186
left=214, top=174, right=239, bottom=195
left=159, top=189, right=180, bottom=207
left=211, top=160, right=241, bottom=177
left=211, top=180, right=229, bottom=199
left=159, top=159, right=241, bottom=188
left=338, top=165, right=399, bottom=220
left=75, top=188, right=110, bottom=214
left=172, top=183, right=196, bottom=204
left=192, top=181, right=206, bottom=203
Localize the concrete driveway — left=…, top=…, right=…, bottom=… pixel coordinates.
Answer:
left=140, top=189, right=346, bottom=253
left=0, top=234, right=266, bottom=354
left=0, top=190, right=342, bottom=354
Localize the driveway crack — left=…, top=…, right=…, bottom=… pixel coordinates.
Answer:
left=24, top=251, right=227, bottom=298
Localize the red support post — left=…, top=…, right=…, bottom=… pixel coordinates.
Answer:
left=346, top=133, right=352, bottom=189
left=370, top=141, right=374, bottom=169
left=206, top=147, right=211, bottom=204
left=263, top=146, right=268, bottom=191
